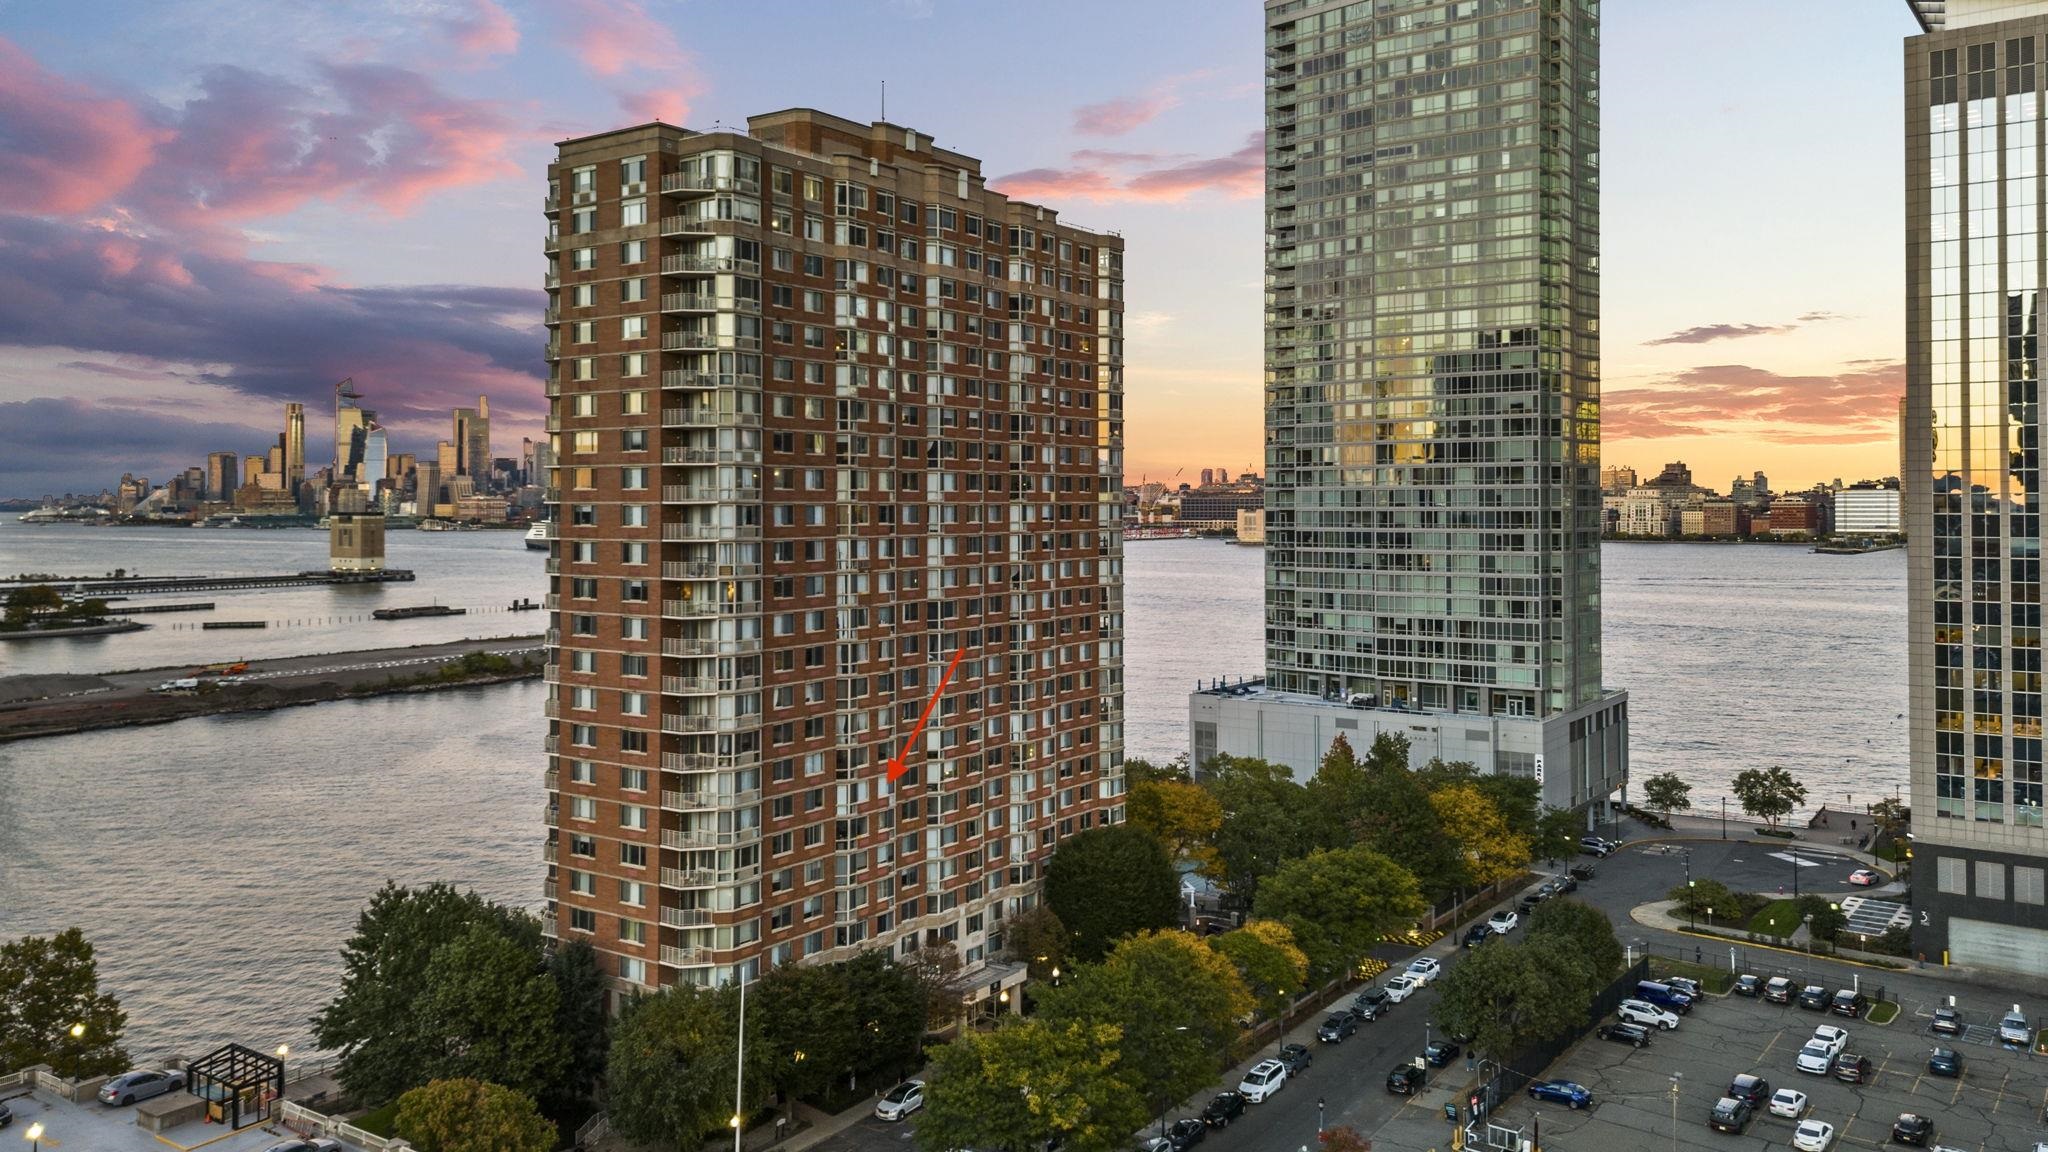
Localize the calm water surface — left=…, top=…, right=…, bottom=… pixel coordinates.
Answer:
left=0, top=529, right=1904, bottom=1057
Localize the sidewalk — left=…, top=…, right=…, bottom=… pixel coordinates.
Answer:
left=1616, top=810, right=1891, bottom=870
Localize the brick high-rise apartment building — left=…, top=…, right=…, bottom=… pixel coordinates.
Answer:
left=541, top=111, right=1127, bottom=1000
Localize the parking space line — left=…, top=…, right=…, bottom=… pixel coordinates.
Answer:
left=1992, top=1066, right=2012, bottom=1113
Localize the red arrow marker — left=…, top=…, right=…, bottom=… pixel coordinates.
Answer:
left=886, top=649, right=965, bottom=782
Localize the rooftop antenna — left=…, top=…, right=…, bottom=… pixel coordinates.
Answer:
left=881, top=80, right=886, bottom=123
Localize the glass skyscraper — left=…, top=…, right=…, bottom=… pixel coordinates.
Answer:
left=1192, top=0, right=1626, bottom=820
left=1907, top=0, right=2048, bottom=973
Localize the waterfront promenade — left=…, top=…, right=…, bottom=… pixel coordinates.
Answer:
left=0, top=634, right=542, bottom=741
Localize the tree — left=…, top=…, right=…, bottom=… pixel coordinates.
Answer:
left=1348, top=741, right=1465, bottom=900
left=838, top=950, right=925, bottom=1088
left=1040, top=931, right=1250, bottom=1128
left=1431, top=933, right=1594, bottom=1061
left=3, top=585, right=61, bottom=625
left=1795, top=895, right=1847, bottom=942
left=903, top=941, right=971, bottom=1033
left=1667, top=878, right=1737, bottom=923
left=1301, top=736, right=1370, bottom=851
left=1044, top=825, right=1181, bottom=962
left=1003, top=904, right=1070, bottom=983
left=0, top=928, right=128, bottom=1079
left=414, top=922, right=565, bottom=1099
left=393, top=1078, right=555, bottom=1152
left=1252, top=846, right=1425, bottom=982
left=1868, top=797, right=1910, bottom=839
left=1321, top=1128, right=1373, bottom=1152
left=917, top=1019, right=1147, bottom=1152
left=312, top=882, right=541, bottom=1106
left=1209, top=919, right=1308, bottom=1022
left=755, top=962, right=857, bottom=1104
left=1531, top=806, right=1582, bottom=865
left=1731, top=766, right=1807, bottom=831
left=1125, top=755, right=1193, bottom=786
left=1200, top=754, right=1315, bottom=905
left=1126, top=776, right=1224, bottom=875
left=1429, top=783, right=1532, bottom=889
left=1642, top=773, right=1694, bottom=822
left=607, top=983, right=769, bottom=1146
left=541, top=940, right=609, bottom=1121
left=1526, top=899, right=1623, bottom=978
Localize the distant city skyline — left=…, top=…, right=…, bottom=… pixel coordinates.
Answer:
left=0, top=0, right=1916, bottom=497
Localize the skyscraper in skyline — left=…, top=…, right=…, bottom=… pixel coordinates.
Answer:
left=1191, top=0, right=1628, bottom=823
left=285, top=401, right=306, bottom=489
left=1905, top=0, right=2048, bottom=973
left=541, top=110, right=1125, bottom=998
left=455, top=396, right=492, bottom=483
left=334, top=378, right=372, bottom=487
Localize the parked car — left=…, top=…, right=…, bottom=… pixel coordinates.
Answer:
left=1277, top=1043, right=1313, bottom=1076
left=1423, top=1039, right=1461, bottom=1067
left=0, top=1101, right=10, bottom=1129
left=1580, top=836, right=1615, bottom=857
left=1796, top=1042, right=1837, bottom=1075
left=1797, top=984, right=1831, bottom=1011
left=1930, top=1006, right=1962, bottom=1035
left=1666, top=976, right=1705, bottom=1000
left=1617, top=999, right=1681, bottom=1030
left=1811, top=1025, right=1850, bottom=1055
left=1164, top=1118, right=1207, bottom=1152
left=1733, top=974, right=1762, bottom=998
left=1568, top=863, right=1597, bottom=881
left=1383, top=974, right=1420, bottom=1003
left=1351, top=988, right=1391, bottom=1020
left=875, top=1081, right=925, bottom=1121
left=1518, top=892, right=1545, bottom=914
left=261, top=1141, right=344, bottom=1152
left=1793, top=1120, right=1836, bottom=1152
left=1487, top=910, right=1520, bottom=934
left=1832, top=990, right=1869, bottom=1018
left=1527, top=1081, right=1592, bottom=1109
left=1709, top=1097, right=1754, bottom=1134
left=1999, top=1009, right=2031, bottom=1046
left=1769, top=1089, right=1809, bottom=1119
left=1317, top=1013, right=1357, bottom=1043
left=1554, top=875, right=1579, bottom=894
left=1238, top=1059, right=1287, bottom=1103
left=1849, top=869, right=1882, bottom=886
left=1463, top=923, right=1495, bottom=948
left=1634, top=980, right=1695, bottom=1014
left=1201, top=1092, right=1247, bottom=1128
left=98, top=1069, right=186, bottom=1106
left=1764, top=977, right=1796, bottom=1004
left=1927, top=1047, right=1962, bottom=1077
left=1404, top=957, right=1442, bottom=985
left=1892, top=1114, right=1935, bottom=1147
left=1726, top=1074, right=1771, bottom=1107
left=1833, top=1053, right=1873, bottom=1084
left=1597, top=1022, right=1651, bottom=1048
left=1386, top=1064, right=1427, bottom=1095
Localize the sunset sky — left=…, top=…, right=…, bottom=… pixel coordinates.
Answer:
left=0, top=0, right=1914, bottom=498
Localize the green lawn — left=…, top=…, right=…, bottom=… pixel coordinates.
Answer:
left=1867, top=1000, right=1901, bottom=1025
left=1748, top=899, right=1803, bottom=938
left=353, top=1101, right=400, bottom=1136
left=1648, top=958, right=1736, bottom=994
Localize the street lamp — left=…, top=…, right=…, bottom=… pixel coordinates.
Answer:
left=1317, top=1097, right=1326, bottom=1138
left=1790, top=843, right=1801, bottom=898
left=67, top=1023, right=84, bottom=1039
left=276, top=1044, right=290, bottom=1059
left=1721, top=796, right=1728, bottom=840
left=1706, top=906, right=1713, bottom=930
left=24, top=1122, right=44, bottom=1152
left=1803, top=913, right=1815, bottom=980
left=1667, top=1074, right=1681, bottom=1152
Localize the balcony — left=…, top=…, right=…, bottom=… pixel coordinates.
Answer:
left=661, top=827, right=760, bottom=850
left=544, top=232, right=560, bottom=253
left=542, top=698, right=561, bottom=719
left=660, top=944, right=712, bottom=967
left=543, top=804, right=560, bottom=827
left=661, top=788, right=762, bottom=811
left=660, top=522, right=762, bottom=542
left=661, top=676, right=720, bottom=693
left=543, top=339, right=561, bottom=361
left=662, top=171, right=760, bottom=196
left=541, top=913, right=558, bottom=939
left=661, top=561, right=761, bottom=580
left=661, top=484, right=760, bottom=503
left=660, top=214, right=716, bottom=236
left=661, top=331, right=761, bottom=352
left=661, top=253, right=760, bottom=275
left=660, top=906, right=717, bottom=928
left=660, top=599, right=722, bottom=619
left=662, top=751, right=763, bottom=772
left=661, top=293, right=719, bottom=312
left=660, top=714, right=716, bottom=733
left=543, top=194, right=559, bottom=213
left=660, top=407, right=762, bottom=429
left=661, top=863, right=762, bottom=889
left=661, top=637, right=719, bottom=656
left=662, top=446, right=762, bottom=466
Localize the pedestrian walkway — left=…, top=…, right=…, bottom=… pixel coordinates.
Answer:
left=1617, top=810, right=1891, bottom=871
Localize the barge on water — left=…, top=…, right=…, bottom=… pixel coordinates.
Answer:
left=371, top=605, right=467, bottom=621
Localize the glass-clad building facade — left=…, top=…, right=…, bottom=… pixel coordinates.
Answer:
left=1192, top=0, right=1625, bottom=815
left=1908, top=0, right=2048, bottom=974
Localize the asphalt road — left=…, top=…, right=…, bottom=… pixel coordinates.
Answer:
left=0, top=634, right=543, bottom=705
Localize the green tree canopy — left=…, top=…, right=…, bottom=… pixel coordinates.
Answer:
left=838, top=950, right=925, bottom=1089
left=1044, top=825, right=1181, bottom=962
left=1525, top=899, right=1623, bottom=978
left=1126, top=776, right=1223, bottom=875
left=1301, top=735, right=1370, bottom=851
left=1003, top=904, right=1070, bottom=983
left=1346, top=739, right=1466, bottom=900
left=1731, top=766, right=1808, bottom=830
left=755, top=962, right=857, bottom=1103
left=1252, top=845, right=1425, bottom=982
left=1429, top=782, right=1532, bottom=889
left=1431, top=933, right=1594, bottom=1061
left=415, top=922, right=565, bottom=1099
left=916, top=1019, right=1147, bottom=1152
left=541, top=940, right=610, bottom=1120
left=312, top=882, right=543, bottom=1106
left=1532, top=806, right=1582, bottom=864
left=1199, top=754, right=1315, bottom=905
left=393, top=1078, right=555, bottom=1152
left=1040, top=931, right=1251, bottom=1123
left=607, top=983, right=770, bottom=1146
left=0, top=927, right=128, bottom=1079
left=1667, top=877, right=1737, bottom=922
left=1209, top=919, right=1308, bottom=1021
left=1642, top=773, right=1694, bottom=821
left=1795, top=895, right=1848, bottom=941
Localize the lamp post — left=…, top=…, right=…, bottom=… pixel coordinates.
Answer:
left=1317, top=1097, right=1326, bottom=1138
left=24, top=1122, right=44, bottom=1152
left=1802, top=913, right=1815, bottom=982
left=1721, top=796, right=1727, bottom=840
left=1790, top=843, right=1801, bottom=898
left=1667, top=1074, right=1681, bottom=1152
left=1706, top=906, right=1714, bottom=931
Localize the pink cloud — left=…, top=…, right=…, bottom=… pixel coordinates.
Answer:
left=621, top=84, right=697, bottom=125
left=1074, top=93, right=1176, bottom=136
left=993, top=133, right=1263, bottom=204
left=446, top=0, right=520, bottom=62
left=1605, top=361, right=1904, bottom=444
left=564, top=0, right=679, bottom=77
left=0, top=37, right=165, bottom=215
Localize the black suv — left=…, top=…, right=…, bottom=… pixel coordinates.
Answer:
left=1463, top=923, right=1495, bottom=948
left=1317, top=1013, right=1357, bottom=1043
left=1424, top=1040, right=1462, bottom=1068
left=1387, top=1064, right=1427, bottom=1095
left=1832, top=990, right=1869, bottom=1018
left=1277, top=1043, right=1313, bottom=1076
left=1726, top=1074, right=1771, bottom=1107
left=1201, top=1092, right=1246, bottom=1128
left=1165, top=1119, right=1207, bottom=1152
left=1568, top=863, right=1597, bottom=881
left=1733, top=974, right=1761, bottom=997
left=1709, top=1097, right=1754, bottom=1134
left=1597, top=1022, right=1651, bottom=1048
left=1797, top=984, right=1830, bottom=1011
left=1891, top=1114, right=1934, bottom=1147
left=1351, top=988, right=1391, bottom=1021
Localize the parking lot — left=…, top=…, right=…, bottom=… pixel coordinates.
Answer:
left=1482, top=983, right=2048, bottom=1152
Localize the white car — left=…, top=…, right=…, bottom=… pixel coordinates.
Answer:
left=1769, top=1089, right=1808, bottom=1119
left=1237, top=1059, right=1287, bottom=1103
left=1487, top=910, right=1520, bottom=933
left=1792, top=1120, right=1835, bottom=1152
left=1811, top=1025, right=1849, bottom=1056
left=1616, top=999, right=1680, bottom=1030
left=1405, top=957, right=1442, bottom=985
left=875, top=1080, right=924, bottom=1121
left=1848, top=869, right=1881, bottom=886
left=1382, top=975, right=1419, bottom=1003
left=1796, top=1042, right=1836, bottom=1074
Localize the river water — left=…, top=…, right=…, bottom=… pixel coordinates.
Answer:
left=0, top=527, right=1905, bottom=1057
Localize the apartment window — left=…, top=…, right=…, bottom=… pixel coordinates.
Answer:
left=569, top=796, right=596, bottom=821
left=571, top=208, right=596, bottom=234
left=622, top=654, right=648, bottom=677
left=622, top=277, right=646, bottom=302
left=621, top=691, right=647, bottom=717
left=569, top=834, right=595, bottom=857
left=571, top=283, right=596, bottom=307
left=621, top=156, right=646, bottom=187
left=571, top=247, right=595, bottom=270
left=572, top=430, right=598, bottom=454
left=572, top=504, right=597, bottom=526
left=622, top=618, right=648, bottom=640
left=571, top=321, right=595, bottom=344
left=571, top=357, right=594, bottom=381
left=622, top=316, right=648, bottom=340
left=621, top=730, right=646, bottom=752
left=619, top=918, right=647, bottom=945
left=567, top=869, right=596, bottom=896
left=569, top=723, right=595, bottom=747
left=620, top=842, right=648, bottom=868
left=571, top=686, right=597, bottom=710
left=565, top=909, right=595, bottom=934
left=1937, top=857, right=1968, bottom=894
left=571, top=577, right=597, bottom=599
left=622, top=504, right=648, bottom=527
left=622, top=467, right=647, bottom=489
left=1977, top=860, right=2006, bottom=901
left=622, top=352, right=647, bottom=377
left=803, top=175, right=823, bottom=202
left=569, top=758, right=595, bottom=783
left=620, top=879, right=646, bottom=906
left=2018, top=866, right=2046, bottom=905
left=620, top=198, right=647, bottom=227
left=621, top=239, right=646, bottom=264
